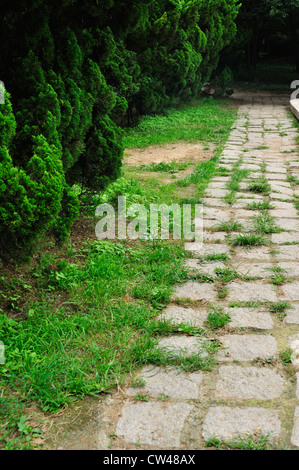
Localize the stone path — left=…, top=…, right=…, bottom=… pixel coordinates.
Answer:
left=100, top=93, right=299, bottom=450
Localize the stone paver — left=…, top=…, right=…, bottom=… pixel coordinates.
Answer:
left=281, top=282, right=299, bottom=301
left=173, top=281, right=217, bottom=302
left=228, top=307, right=274, bottom=330
left=126, top=366, right=203, bottom=399
left=116, top=402, right=193, bottom=447
left=215, top=366, right=284, bottom=399
left=158, top=336, right=208, bottom=358
left=227, top=281, right=277, bottom=302
left=233, top=247, right=272, bottom=261
left=232, top=262, right=274, bottom=278
left=218, top=334, right=278, bottom=362
left=184, top=243, right=230, bottom=257
left=202, top=407, right=281, bottom=441
left=94, top=94, right=299, bottom=451
left=285, top=306, right=299, bottom=325
left=291, top=408, right=299, bottom=447
left=160, top=305, right=208, bottom=327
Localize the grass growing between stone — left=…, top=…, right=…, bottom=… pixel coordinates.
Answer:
left=0, top=98, right=238, bottom=449
left=228, top=233, right=269, bottom=247
left=205, top=307, right=230, bottom=330
left=205, top=433, right=282, bottom=450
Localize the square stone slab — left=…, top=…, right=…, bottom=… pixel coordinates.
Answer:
left=184, top=243, right=230, bottom=257
left=233, top=262, right=274, bottom=278
left=270, top=209, right=299, bottom=219
left=202, top=198, right=229, bottom=208
left=228, top=307, right=274, bottom=330
left=276, top=246, right=299, bottom=261
left=227, top=282, right=277, bottom=302
left=272, top=232, right=299, bottom=244
left=233, top=247, right=272, bottom=261
left=127, top=366, right=203, bottom=399
left=266, top=173, right=287, bottom=181
left=185, top=259, right=226, bottom=276
left=215, top=366, right=284, bottom=399
left=285, top=306, right=299, bottom=325
left=218, top=334, right=278, bottom=362
left=203, top=208, right=232, bottom=221
left=173, top=281, right=217, bottom=302
left=202, top=407, right=281, bottom=441
left=277, top=262, right=299, bottom=277
left=116, top=402, right=193, bottom=447
left=158, top=336, right=209, bottom=358
left=203, top=232, right=228, bottom=243
left=160, top=305, right=208, bottom=327
left=281, top=283, right=299, bottom=301
left=292, top=407, right=299, bottom=448
left=204, top=189, right=227, bottom=198
left=276, top=219, right=299, bottom=231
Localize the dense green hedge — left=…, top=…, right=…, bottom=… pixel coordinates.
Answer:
left=0, top=0, right=239, bottom=263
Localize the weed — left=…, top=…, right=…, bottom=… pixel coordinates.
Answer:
left=245, top=201, right=275, bottom=211
left=216, top=284, right=229, bottom=299
left=205, top=433, right=281, bottom=450
left=267, top=267, right=288, bottom=285
left=139, top=162, right=191, bottom=173
left=280, top=348, right=293, bottom=365
left=204, top=252, right=229, bottom=262
left=157, top=394, right=170, bottom=402
left=215, top=268, right=239, bottom=283
left=134, top=394, right=149, bottom=402
left=248, top=179, right=271, bottom=195
left=205, top=308, right=230, bottom=329
left=131, top=377, right=146, bottom=388
left=229, top=233, right=268, bottom=246
left=214, top=220, right=243, bottom=233
left=269, top=301, right=290, bottom=319
left=253, top=211, right=283, bottom=234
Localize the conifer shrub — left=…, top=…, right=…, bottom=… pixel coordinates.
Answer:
left=0, top=0, right=239, bottom=263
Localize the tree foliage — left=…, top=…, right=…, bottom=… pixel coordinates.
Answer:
left=223, top=0, right=299, bottom=75
left=0, top=0, right=239, bottom=263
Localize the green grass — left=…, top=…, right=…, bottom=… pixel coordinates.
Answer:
left=248, top=179, right=271, bottom=196
left=245, top=201, right=275, bottom=211
left=203, top=252, right=229, bottom=262
left=205, top=307, right=230, bottom=329
left=0, top=240, right=196, bottom=447
left=269, top=301, right=290, bottom=319
left=205, top=433, right=281, bottom=450
left=280, top=348, right=293, bottom=365
left=267, top=267, right=288, bottom=286
left=224, top=159, right=250, bottom=205
left=228, top=233, right=269, bottom=247
left=137, top=161, right=192, bottom=173
left=215, top=268, right=239, bottom=283
left=177, top=147, right=224, bottom=199
left=124, top=98, right=237, bottom=148
left=253, top=211, right=283, bottom=234
left=0, top=96, right=239, bottom=449
left=214, top=220, right=244, bottom=233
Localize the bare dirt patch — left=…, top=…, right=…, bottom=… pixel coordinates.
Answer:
left=124, top=142, right=215, bottom=166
